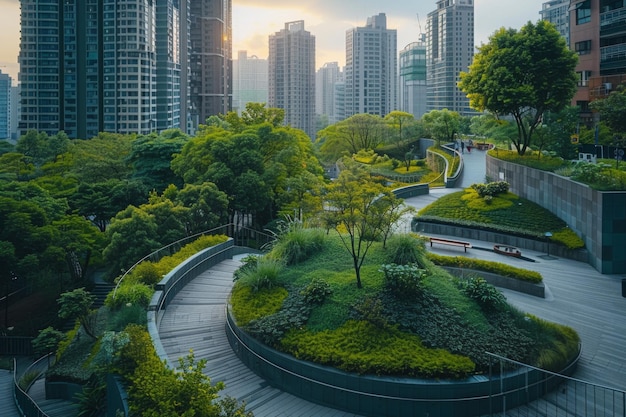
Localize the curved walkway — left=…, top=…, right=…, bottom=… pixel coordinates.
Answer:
left=158, top=149, right=626, bottom=416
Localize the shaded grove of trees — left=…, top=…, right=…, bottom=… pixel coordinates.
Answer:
left=0, top=105, right=329, bottom=334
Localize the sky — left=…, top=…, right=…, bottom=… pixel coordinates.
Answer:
left=0, top=0, right=547, bottom=83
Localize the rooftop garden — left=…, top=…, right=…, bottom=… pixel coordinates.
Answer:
left=416, top=181, right=585, bottom=250
left=229, top=227, right=580, bottom=379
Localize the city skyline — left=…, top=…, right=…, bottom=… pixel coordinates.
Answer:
left=1, top=0, right=547, bottom=82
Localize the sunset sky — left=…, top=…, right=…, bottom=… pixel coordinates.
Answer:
left=0, top=0, right=547, bottom=83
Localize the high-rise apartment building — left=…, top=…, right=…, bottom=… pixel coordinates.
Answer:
left=316, top=62, right=342, bottom=126
left=189, top=0, right=232, bottom=125
left=540, top=0, right=571, bottom=45
left=18, top=0, right=186, bottom=139
left=233, top=51, right=268, bottom=114
left=344, top=13, right=397, bottom=118
left=399, top=38, right=427, bottom=119
left=0, top=70, right=12, bottom=140
left=426, top=0, right=475, bottom=115
left=268, top=21, right=316, bottom=139
left=570, top=0, right=626, bottom=123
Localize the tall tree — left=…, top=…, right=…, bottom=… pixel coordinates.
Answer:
left=385, top=111, right=415, bottom=151
left=322, top=162, right=404, bottom=289
left=589, top=84, right=626, bottom=135
left=421, top=109, right=461, bottom=145
left=459, top=20, right=578, bottom=155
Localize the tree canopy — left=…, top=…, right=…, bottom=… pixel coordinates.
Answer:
left=590, top=84, right=626, bottom=135
left=459, top=20, right=578, bottom=155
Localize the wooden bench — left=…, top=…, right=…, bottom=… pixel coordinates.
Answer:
left=429, top=237, right=472, bottom=252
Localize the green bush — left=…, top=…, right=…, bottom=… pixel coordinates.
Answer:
left=428, top=253, right=543, bottom=283
left=385, top=234, right=424, bottom=265
left=269, top=226, right=325, bottom=265
left=126, top=261, right=162, bottom=286
left=380, top=263, right=427, bottom=299
left=230, top=285, right=288, bottom=327
left=281, top=320, right=475, bottom=378
left=459, top=277, right=507, bottom=311
left=105, top=282, right=154, bottom=310
left=301, top=278, right=332, bottom=305
left=235, top=257, right=283, bottom=292
left=107, top=304, right=148, bottom=331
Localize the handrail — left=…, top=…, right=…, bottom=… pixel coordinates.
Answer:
left=113, top=224, right=274, bottom=299
left=13, top=355, right=53, bottom=417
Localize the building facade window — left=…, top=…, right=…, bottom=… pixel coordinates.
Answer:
left=575, top=40, right=592, bottom=54
left=576, top=0, right=592, bottom=24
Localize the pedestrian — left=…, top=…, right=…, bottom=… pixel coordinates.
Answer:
left=460, top=141, right=465, bottom=154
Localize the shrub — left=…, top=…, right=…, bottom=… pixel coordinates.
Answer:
left=230, top=285, right=288, bottom=326
left=301, top=278, right=332, bottom=305
left=127, top=261, right=161, bottom=286
left=280, top=320, right=475, bottom=378
left=385, top=234, right=423, bottom=265
left=107, top=304, right=148, bottom=331
left=460, top=277, right=506, bottom=311
left=269, top=226, right=325, bottom=265
left=380, top=263, right=427, bottom=298
left=428, top=253, right=543, bottom=283
left=105, top=282, right=154, bottom=310
left=235, top=257, right=283, bottom=292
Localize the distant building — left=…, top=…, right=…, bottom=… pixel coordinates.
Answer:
left=233, top=51, right=268, bottom=114
left=0, top=71, right=11, bottom=140
left=268, top=21, right=316, bottom=139
left=569, top=0, right=626, bottom=124
left=399, top=38, right=427, bottom=119
left=333, top=81, right=346, bottom=124
left=316, top=62, right=342, bottom=125
left=189, top=0, right=232, bottom=125
left=344, top=13, right=398, bottom=118
left=18, top=0, right=187, bottom=139
left=540, top=0, right=571, bottom=46
left=426, top=0, right=475, bottom=115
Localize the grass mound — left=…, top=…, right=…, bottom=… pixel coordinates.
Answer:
left=230, top=231, right=580, bottom=379
left=416, top=185, right=584, bottom=249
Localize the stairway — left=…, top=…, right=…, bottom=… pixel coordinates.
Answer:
left=91, top=282, right=115, bottom=309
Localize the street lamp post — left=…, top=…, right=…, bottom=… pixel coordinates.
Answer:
left=544, top=232, right=552, bottom=257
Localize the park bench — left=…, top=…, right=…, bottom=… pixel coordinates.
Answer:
left=429, top=237, right=472, bottom=252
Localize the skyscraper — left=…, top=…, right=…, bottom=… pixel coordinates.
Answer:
left=426, top=0, right=475, bottom=115
left=18, top=0, right=185, bottom=139
left=540, top=0, right=571, bottom=46
left=189, top=0, right=232, bottom=125
left=399, top=37, right=427, bottom=119
left=268, top=21, right=316, bottom=139
left=316, top=62, right=342, bottom=126
left=0, top=70, right=11, bottom=140
left=233, top=51, right=268, bottom=114
left=344, top=13, right=397, bottom=118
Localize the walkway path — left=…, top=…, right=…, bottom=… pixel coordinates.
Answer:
left=157, top=148, right=626, bottom=416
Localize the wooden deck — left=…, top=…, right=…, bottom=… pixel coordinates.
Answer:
left=157, top=248, right=626, bottom=417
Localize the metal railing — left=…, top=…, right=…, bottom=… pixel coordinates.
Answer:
left=113, top=223, right=274, bottom=299
left=486, top=352, right=626, bottom=417
left=13, top=354, right=54, bottom=417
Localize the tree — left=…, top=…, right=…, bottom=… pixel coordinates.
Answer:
left=127, top=129, right=188, bottom=192
left=32, top=326, right=65, bottom=362
left=322, top=162, right=404, bottom=289
left=57, top=288, right=97, bottom=339
left=421, top=109, right=461, bottom=145
left=589, top=84, right=626, bottom=134
left=459, top=20, right=578, bottom=155
left=540, top=106, right=580, bottom=160
left=317, top=114, right=387, bottom=160
left=385, top=111, right=415, bottom=151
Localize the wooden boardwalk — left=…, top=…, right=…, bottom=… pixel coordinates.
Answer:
left=157, top=246, right=626, bottom=417
left=0, top=369, right=20, bottom=417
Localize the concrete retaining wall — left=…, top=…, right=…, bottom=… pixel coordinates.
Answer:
left=486, top=155, right=626, bottom=274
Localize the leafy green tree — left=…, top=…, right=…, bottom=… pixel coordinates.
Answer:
left=167, top=183, right=230, bottom=234
left=57, top=288, right=97, bottom=339
left=540, top=106, right=580, bottom=160
left=589, top=84, right=626, bottom=134
left=222, top=102, right=285, bottom=132
left=103, top=206, right=161, bottom=276
left=317, top=114, right=387, bottom=161
left=322, top=161, right=405, bottom=288
left=0, top=140, right=15, bottom=154
left=32, top=326, right=65, bottom=359
left=422, top=109, right=461, bottom=145
left=385, top=111, right=415, bottom=151
left=127, top=129, right=188, bottom=192
left=69, top=133, right=134, bottom=183
left=459, top=20, right=578, bottom=155
left=0, top=152, right=35, bottom=180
